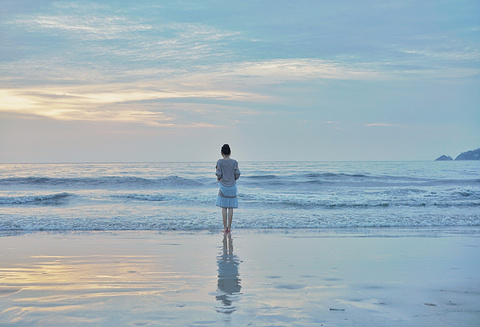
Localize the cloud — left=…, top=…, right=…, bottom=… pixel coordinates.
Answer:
left=401, top=48, right=480, bottom=62
left=8, top=1, right=151, bottom=41
left=214, top=59, right=381, bottom=84
left=2, top=2, right=478, bottom=129
left=8, top=3, right=242, bottom=66
left=365, top=123, right=402, bottom=127
left=5, top=0, right=478, bottom=92
left=0, top=79, right=260, bottom=128
left=1, top=50, right=383, bottom=126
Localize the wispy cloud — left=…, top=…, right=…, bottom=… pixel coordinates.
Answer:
left=214, top=59, right=381, bottom=84
left=365, top=123, right=406, bottom=128
left=8, top=3, right=242, bottom=64
left=0, top=53, right=382, bottom=126
left=13, top=14, right=152, bottom=40
left=0, top=79, right=260, bottom=127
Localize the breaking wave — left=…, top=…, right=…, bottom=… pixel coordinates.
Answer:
left=0, top=192, right=73, bottom=205
left=0, top=176, right=206, bottom=188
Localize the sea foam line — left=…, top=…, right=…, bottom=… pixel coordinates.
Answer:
left=0, top=192, right=73, bottom=205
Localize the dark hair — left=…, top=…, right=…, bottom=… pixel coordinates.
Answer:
left=221, top=144, right=231, bottom=155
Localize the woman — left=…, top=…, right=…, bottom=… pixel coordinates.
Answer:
left=216, top=144, right=241, bottom=233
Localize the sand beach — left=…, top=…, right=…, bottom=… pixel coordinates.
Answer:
left=0, top=228, right=479, bottom=326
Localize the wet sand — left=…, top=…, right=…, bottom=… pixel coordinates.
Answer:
left=0, top=228, right=479, bottom=326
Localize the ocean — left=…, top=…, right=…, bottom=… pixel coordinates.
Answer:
left=1, top=161, right=479, bottom=231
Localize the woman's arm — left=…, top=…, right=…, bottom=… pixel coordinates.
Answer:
left=234, top=162, right=241, bottom=180
left=216, top=162, right=223, bottom=182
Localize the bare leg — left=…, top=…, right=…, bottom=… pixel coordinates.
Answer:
left=222, top=208, right=228, bottom=231
left=227, top=208, right=233, bottom=231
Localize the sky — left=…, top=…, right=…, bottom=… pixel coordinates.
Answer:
left=1, top=0, right=479, bottom=162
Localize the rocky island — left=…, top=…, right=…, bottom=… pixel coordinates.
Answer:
left=435, top=148, right=480, bottom=161
left=435, top=155, right=453, bottom=161
left=455, top=148, right=480, bottom=160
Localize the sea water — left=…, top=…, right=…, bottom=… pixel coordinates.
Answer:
left=0, top=161, right=479, bottom=231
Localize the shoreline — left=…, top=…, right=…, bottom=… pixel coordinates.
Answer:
left=1, top=227, right=479, bottom=326
left=1, top=224, right=479, bottom=237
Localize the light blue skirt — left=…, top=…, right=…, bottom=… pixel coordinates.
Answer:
left=216, top=183, right=238, bottom=208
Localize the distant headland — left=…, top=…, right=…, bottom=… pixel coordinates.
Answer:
left=435, top=148, right=480, bottom=161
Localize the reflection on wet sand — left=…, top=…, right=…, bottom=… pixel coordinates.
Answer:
left=215, top=233, right=242, bottom=314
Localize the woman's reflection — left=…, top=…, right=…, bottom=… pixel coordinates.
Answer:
left=215, top=233, right=241, bottom=314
